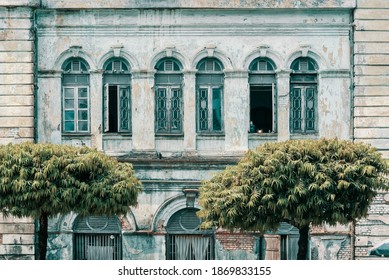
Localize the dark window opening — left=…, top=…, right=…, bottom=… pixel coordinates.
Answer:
left=104, top=84, right=131, bottom=133
left=250, top=85, right=273, bottom=133
left=108, top=86, right=118, bottom=132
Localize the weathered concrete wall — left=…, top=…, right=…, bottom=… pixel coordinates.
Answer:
left=0, top=6, right=35, bottom=144
left=34, top=5, right=354, bottom=260
left=40, top=0, right=356, bottom=9
left=0, top=215, right=35, bottom=260
left=353, top=0, right=389, bottom=260
left=0, top=3, right=36, bottom=261
left=36, top=8, right=353, bottom=155
left=354, top=0, right=389, bottom=159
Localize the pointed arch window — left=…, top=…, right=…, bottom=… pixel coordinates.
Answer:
left=62, top=58, right=90, bottom=133
left=154, top=58, right=183, bottom=134
left=290, top=57, right=318, bottom=134
left=196, top=58, right=224, bottom=133
left=248, top=58, right=277, bottom=133
left=103, top=58, right=132, bottom=133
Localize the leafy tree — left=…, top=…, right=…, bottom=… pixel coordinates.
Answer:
left=0, top=142, right=142, bottom=260
left=198, top=138, right=388, bottom=259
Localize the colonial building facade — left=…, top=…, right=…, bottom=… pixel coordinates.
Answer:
left=0, top=0, right=388, bottom=260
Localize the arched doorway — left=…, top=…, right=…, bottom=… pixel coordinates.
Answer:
left=166, top=208, right=214, bottom=260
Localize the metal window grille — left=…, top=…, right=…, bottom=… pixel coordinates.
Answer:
left=290, top=86, right=317, bottom=133
left=73, top=215, right=122, bottom=260
left=166, top=208, right=215, bottom=260
left=290, top=57, right=318, bottom=134
left=155, top=87, right=182, bottom=133
left=155, top=58, right=183, bottom=134
left=74, top=234, right=122, bottom=260
left=166, top=234, right=214, bottom=260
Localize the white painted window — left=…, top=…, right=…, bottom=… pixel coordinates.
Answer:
left=62, top=59, right=90, bottom=133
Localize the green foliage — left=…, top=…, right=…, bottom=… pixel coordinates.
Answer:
left=0, top=142, right=142, bottom=218
left=198, top=138, right=388, bottom=232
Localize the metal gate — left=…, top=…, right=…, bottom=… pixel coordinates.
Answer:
left=73, top=215, right=122, bottom=260
left=166, top=234, right=214, bottom=260
left=74, top=233, right=122, bottom=260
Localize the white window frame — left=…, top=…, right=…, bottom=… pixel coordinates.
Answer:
left=62, top=86, right=90, bottom=133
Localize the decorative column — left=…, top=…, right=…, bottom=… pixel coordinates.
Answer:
left=224, top=70, right=249, bottom=152
left=182, top=69, right=197, bottom=153
left=89, top=70, right=103, bottom=150
left=131, top=70, right=156, bottom=151
left=276, top=70, right=292, bottom=142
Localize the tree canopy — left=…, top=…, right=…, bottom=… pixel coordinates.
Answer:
left=198, top=139, right=388, bottom=258
left=0, top=142, right=142, bottom=218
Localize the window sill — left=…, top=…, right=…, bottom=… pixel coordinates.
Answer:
left=62, top=133, right=91, bottom=137
left=197, top=133, right=225, bottom=139
left=103, top=132, right=132, bottom=136
left=249, top=132, right=278, bottom=140
left=290, top=133, right=319, bottom=140
left=155, top=133, right=184, bottom=139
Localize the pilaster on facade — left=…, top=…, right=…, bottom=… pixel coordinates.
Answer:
left=131, top=70, right=156, bottom=151
left=224, top=70, right=249, bottom=152
left=276, top=69, right=292, bottom=142
left=182, top=69, right=197, bottom=152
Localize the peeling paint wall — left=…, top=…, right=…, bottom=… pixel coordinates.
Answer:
left=0, top=2, right=36, bottom=260
left=4, top=0, right=380, bottom=261
left=36, top=3, right=353, bottom=260
left=353, top=0, right=389, bottom=260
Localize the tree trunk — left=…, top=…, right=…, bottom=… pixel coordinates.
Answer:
left=297, top=224, right=309, bottom=260
left=37, top=213, right=48, bottom=260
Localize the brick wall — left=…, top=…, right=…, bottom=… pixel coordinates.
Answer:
left=216, top=232, right=256, bottom=252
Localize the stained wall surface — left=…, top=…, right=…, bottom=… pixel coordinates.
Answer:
left=353, top=0, right=389, bottom=260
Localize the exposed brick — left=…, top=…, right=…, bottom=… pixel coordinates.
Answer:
left=216, top=233, right=256, bottom=251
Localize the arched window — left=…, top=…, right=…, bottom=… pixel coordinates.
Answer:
left=62, top=58, right=90, bottom=133
left=166, top=208, right=214, bottom=260
left=154, top=58, right=183, bottom=134
left=103, top=58, right=131, bottom=133
left=248, top=58, right=277, bottom=133
left=196, top=58, right=224, bottom=133
left=290, top=57, right=318, bottom=133
left=73, top=215, right=122, bottom=260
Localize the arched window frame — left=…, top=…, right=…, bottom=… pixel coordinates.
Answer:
left=102, top=58, right=132, bottom=134
left=166, top=208, right=215, bottom=260
left=154, top=58, right=184, bottom=135
left=62, top=58, right=90, bottom=133
left=248, top=58, right=277, bottom=133
left=73, top=215, right=122, bottom=260
left=290, top=57, right=319, bottom=134
left=196, top=58, right=224, bottom=133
